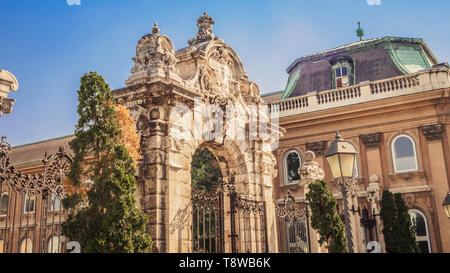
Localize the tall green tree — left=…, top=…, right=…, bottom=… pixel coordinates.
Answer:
left=380, top=190, right=420, bottom=253
left=191, top=148, right=222, bottom=192
left=62, top=72, right=152, bottom=253
left=305, top=179, right=348, bottom=253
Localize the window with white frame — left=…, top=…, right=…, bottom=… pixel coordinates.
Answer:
left=23, top=194, right=36, bottom=214
left=283, top=150, right=302, bottom=184
left=19, top=238, right=33, bottom=253
left=48, top=194, right=61, bottom=211
left=47, top=235, right=61, bottom=253
left=409, top=209, right=432, bottom=253
left=391, top=134, right=418, bottom=173
left=0, top=192, right=9, bottom=216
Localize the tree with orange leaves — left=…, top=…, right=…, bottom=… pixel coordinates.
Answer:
left=114, top=104, right=140, bottom=165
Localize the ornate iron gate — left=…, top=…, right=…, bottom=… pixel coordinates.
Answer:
left=191, top=179, right=268, bottom=253
left=275, top=192, right=311, bottom=253
left=191, top=185, right=224, bottom=253
left=0, top=137, right=71, bottom=253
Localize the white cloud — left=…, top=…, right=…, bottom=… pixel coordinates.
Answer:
left=66, top=0, right=81, bottom=6
left=366, top=0, right=381, bottom=6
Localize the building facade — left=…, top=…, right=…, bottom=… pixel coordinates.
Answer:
left=1, top=23, right=449, bottom=253
left=266, top=37, right=450, bottom=253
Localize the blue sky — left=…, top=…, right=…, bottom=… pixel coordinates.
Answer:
left=1, top=0, right=449, bottom=146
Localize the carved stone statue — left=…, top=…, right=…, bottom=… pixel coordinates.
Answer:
left=188, top=12, right=217, bottom=45
left=298, top=151, right=325, bottom=187
left=0, top=70, right=18, bottom=117
left=126, top=22, right=181, bottom=85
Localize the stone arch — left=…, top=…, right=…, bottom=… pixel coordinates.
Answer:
left=114, top=13, right=283, bottom=253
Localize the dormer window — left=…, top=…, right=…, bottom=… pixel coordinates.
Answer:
left=335, top=66, right=349, bottom=88
left=330, top=56, right=355, bottom=89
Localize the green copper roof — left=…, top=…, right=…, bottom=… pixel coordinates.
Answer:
left=261, top=90, right=283, bottom=97
left=388, top=45, right=432, bottom=74
left=286, top=36, right=438, bottom=73
left=281, top=65, right=302, bottom=99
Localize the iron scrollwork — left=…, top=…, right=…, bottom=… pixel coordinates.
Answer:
left=0, top=136, right=73, bottom=253
left=275, top=191, right=307, bottom=223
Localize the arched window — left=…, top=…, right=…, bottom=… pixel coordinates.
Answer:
left=283, top=150, right=302, bottom=184
left=408, top=209, right=432, bottom=253
left=19, top=238, right=33, bottom=253
left=48, top=194, right=61, bottom=211
left=47, top=236, right=61, bottom=253
left=391, top=134, right=418, bottom=173
left=0, top=192, right=9, bottom=216
left=23, top=194, right=36, bottom=214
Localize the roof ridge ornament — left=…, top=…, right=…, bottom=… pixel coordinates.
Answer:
left=152, top=22, right=160, bottom=35
left=188, top=11, right=217, bottom=46
left=356, top=21, right=364, bottom=41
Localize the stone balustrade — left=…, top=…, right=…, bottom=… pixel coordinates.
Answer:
left=268, top=67, right=450, bottom=118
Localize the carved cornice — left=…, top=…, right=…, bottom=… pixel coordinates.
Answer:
left=305, top=141, right=326, bottom=156
left=419, top=123, right=444, bottom=141
left=360, top=132, right=382, bottom=150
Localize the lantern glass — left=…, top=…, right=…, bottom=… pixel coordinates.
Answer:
left=340, top=153, right=356, bottom=177
left=443, top=194, right=450, bottom=218
left=326, top=154, right=342, bottom=179
left=444, top=204, right=450, bottom=218
left=326, top=153, right=356, bottom=179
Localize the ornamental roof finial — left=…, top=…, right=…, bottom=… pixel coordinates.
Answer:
left=152, top=22, right=160, bottom=35
left=188, top=11, right=216, bottom=45
left=356, top=21, right=364, bottom=41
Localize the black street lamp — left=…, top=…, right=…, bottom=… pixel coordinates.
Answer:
left=325, top=130, right=359, bottom=253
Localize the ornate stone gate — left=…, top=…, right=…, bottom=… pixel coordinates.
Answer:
left=112, top=13, right=283, bottom=253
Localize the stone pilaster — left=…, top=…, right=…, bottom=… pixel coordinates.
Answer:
left=366, top=175, right=386, bottom=253
left=298, top=151, right=324, bottom=253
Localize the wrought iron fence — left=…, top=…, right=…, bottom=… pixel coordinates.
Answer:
left=275, top=191, right=311, bottom=253
left=0, top=136, right=71, bottom=253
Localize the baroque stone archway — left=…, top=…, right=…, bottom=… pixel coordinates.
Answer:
left=112, top=13, right=283, bottom=253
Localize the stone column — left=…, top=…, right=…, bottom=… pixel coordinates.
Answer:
left=298, top=151, right=324, bottom=253
left=366, top=175, right=386, bottom=253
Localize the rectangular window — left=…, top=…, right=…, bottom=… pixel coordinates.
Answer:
left=24, top=196, right=35, bottom=214
left=335, top=66, right=349, bottom=88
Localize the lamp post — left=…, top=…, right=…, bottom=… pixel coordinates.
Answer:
left=325, top=130, right=358, bottom=253
left=443, top=193, right=450, bottom=219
